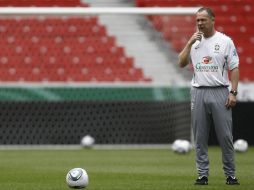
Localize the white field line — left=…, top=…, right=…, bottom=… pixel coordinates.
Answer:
left=0, top=144, right=171, bottom=150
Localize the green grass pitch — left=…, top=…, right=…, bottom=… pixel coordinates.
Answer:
left=0, top=146, right=253, bottom=190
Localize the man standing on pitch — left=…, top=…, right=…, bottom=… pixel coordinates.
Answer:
left=178, top=7, right=240, bottom=185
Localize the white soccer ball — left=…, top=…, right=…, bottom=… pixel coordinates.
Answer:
left=234, top=139, right=248, bottom=152
left=66, top=168, right=89, bottom=189
left=81, top=135, right=95, bottom=148
left=171, top=139, right=182, bottom=152
left=172, top=139, right=192, bottom=154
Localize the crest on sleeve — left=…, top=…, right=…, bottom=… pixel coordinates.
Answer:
left=233, top=48, right=238, bottom=57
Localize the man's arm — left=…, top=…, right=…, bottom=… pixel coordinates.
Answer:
left=178, top=31, right=203, bottom=68
left=178, top=42, right=193, bottom=68
left=230, top=67, right=239, bottom=92
left=225, top=67, right=239, bottom=109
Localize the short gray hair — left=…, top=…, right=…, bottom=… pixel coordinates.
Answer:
left=197, top=7, right=215, bottom=20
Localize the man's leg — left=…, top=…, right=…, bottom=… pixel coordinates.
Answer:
left=210, top=88, right=236, bottom=177
left=191, top=88, right=211, bottom=178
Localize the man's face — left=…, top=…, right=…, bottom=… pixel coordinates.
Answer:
left=196, top=10, right=214, bottom=36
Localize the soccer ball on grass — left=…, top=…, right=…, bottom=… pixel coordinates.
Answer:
left=66, top=168, right=89, bottom=189
left=171, top=139, right=192, bottom=154
left=80, top=135, right=95, bottom=148
left=234, top=139, right=248, bottom=152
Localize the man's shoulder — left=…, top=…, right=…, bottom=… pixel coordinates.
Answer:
left=215, top=31, right=233, bottom=42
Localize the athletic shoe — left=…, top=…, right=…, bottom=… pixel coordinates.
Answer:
left=226, top=176, right=240, bottom=185
left=194, top=176, right=208, bottom=185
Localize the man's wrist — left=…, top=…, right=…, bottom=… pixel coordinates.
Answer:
left=230, top=90, right=238, bottom=96
left=187, top=40, right=195, bottom=46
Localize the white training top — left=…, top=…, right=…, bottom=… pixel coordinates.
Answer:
left=190, top=31, right=239, bottom=87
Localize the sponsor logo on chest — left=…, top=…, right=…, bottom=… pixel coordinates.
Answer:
left=195, top=56, right=219, bottom=72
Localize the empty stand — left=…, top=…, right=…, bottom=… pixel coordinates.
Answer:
left=0, top=1, right=151, bottom=82
left=136, top=0, right=254, bottom=81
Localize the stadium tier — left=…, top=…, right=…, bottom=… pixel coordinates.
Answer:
left=0, top=1, right=151, bottom=83
left=136, top=0, right=254, bottom=81
left=0, top=17, right=150, bottom=82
